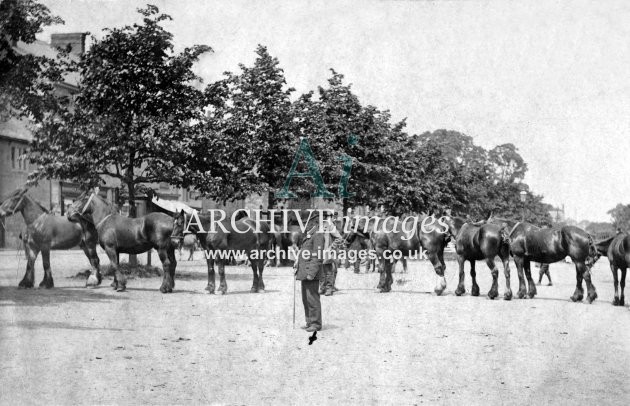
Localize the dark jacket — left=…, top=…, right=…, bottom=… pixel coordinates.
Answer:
left=295, top=232, right=326, bottom=281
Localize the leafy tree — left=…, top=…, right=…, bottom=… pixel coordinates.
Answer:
left=607, top=204, right=630, bottom=231
left=29, top=5, right=211, bottom=216
left=182, top=45, right=296, bottom=205
left=488, top=143, right=527, bottom=183
left=0, top=0, right=65, bottom=121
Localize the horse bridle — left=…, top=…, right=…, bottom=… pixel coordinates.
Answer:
left=78, top=192, right=113, bottom=229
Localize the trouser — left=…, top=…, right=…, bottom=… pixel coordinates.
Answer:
left=538, top=263, right=552, bottom=283
left=319, top=263, right=337, bottom=293
left=301, top=279, right=322, bottom=329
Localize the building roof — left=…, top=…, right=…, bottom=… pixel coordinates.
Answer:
left=0, top=117, right=32, bottom=142
left=14, top=39, right=80, bottom=87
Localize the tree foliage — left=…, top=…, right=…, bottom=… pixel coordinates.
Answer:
left=0, top=0, right=65, bottom=121
left=29, top=5, right=211, bottom=214
left=607, top=204, right=630, bottom=232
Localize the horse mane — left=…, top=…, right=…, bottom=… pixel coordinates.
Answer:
left=32, top=198, right=50, bottom=214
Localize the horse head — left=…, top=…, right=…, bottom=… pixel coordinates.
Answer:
left=171, top=209, right=188, bottom=247
left=0, top=188, right=29, bottom=218
left=441, top=215, right=466, bottom=240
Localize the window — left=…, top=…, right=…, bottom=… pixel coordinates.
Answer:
left=11, top=147, right=16, bottom=169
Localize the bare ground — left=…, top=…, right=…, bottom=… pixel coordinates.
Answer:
left=1, top=249, right=629, bottom=405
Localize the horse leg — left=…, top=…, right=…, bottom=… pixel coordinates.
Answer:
left=611, top=264, right=620, bottom=305
left=19, top=243, right=38, bottom=289
left=38, top=247, right=54, bottom=289
left=501, top=253, right=512, bottom=300
left=205, top=255, right=216, bottom=293
left=570, top=262, right=584, bottom=302
left=80, top=240, right=101, bottom=287
left=250, top=256, right=260, bottom=293
left=524, top=259, right=537, bottom=298
left=168, top=248, right=177, bottom=290
left=158, top=249, right=173, bottom=294
left=107, top=249, right=126, bottom=292
left=580, top=262, right=597, bottom=303
left=385, top=260, right=393, bottom=292
left=470, top=260, right=480, bottom=297
left=376, top=257, right=387, bottom=291
left=514, top=256, right=527, bottom=299
left=401, top=257, right=408, bottom=273
left=218, top=259, right=227, bottom=294
left=428, top=250, right=447, bottom=296
left=454, top=255, right=466, bottom=296
left=486, top=256, right=499, bottom=299
left=620, top=267, right=627, bottom=306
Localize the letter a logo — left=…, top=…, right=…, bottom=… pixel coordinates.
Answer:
left=275, top=138, right=335, bottom=199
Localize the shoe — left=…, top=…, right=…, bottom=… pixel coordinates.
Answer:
left=300, top=324, right=310, bottom=330
left=306, top=325, right=321, bottom=332
left=325, top=289, right=333, bottom=296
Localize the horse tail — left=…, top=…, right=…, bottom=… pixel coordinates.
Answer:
left=585, top=233, right=601, bottom=268
left=499, top=225, right=511, bottom=247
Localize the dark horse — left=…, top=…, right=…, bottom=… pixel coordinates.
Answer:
left=595, top=232, right=630, bottom=306
left=67, top=190, right=177, bottom=293
left=351, top=215, right=450, bottom=294
left=505, top=220, right=600, bottom=302
left=0, top=188, right=100, bottom=288
left=444, top=216, right=513, bottom=300
left=171, top=210, right=271, bottom=294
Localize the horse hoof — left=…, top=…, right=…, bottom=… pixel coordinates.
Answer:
left=613, top=297, right=620, bottom=306
left=517, top=290, right=526, bottom=299
left=18, top=280, right=34, bottom=289
left=488, top=291, right=498, bottom=300
left=621, top=297, right=625, bottom=306
left=205, top=290, right=215, bottom=295
left=570, top=294, right=583, bottom=302
left=504, top=291, right=513, bottom=301
left=250, top=287, right=257, bottom=293
left=39, top=280, right=54, bottom=289
left=220, top=290, right=226, bottom=295
left=471, top=287, right=480, bottom=297
left=116, top=287, right=127, bottom=293
left=454, top=287, right=465, bottom=296
left=587, top=292, right=597, bottom=304
left=86, top=275, right=99, bottom=287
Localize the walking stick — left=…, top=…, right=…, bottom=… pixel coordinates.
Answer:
left=292, top=273, right=296, bottom=329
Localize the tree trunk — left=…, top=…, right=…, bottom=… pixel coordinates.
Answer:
left=127, top=179, right=138, bottom=266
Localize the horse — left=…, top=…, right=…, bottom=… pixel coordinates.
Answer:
left=350, top=215, right=449, bottom=294
left=502, top=220, right=600, bottom=302
left=443, top=216, right=513, bottom=300
left=594, top=233, right=630, bottom=306
left=178, top=234, right=198, bottom=261
left=66, top=190, right=177, bottom=293
left=267, top=223, right=303, bottom=267
left=0, top=188, right=100, bottom=288
left=171, top=210, right=271, bottom=294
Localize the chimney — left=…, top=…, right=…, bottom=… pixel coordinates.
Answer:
left=51, top=33, right=87, bottom=56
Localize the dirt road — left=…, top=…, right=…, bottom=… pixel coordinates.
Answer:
left=1, top=250, right=629, bottom=405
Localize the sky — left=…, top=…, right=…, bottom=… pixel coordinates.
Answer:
left=38, top=0, right=630, bottom=222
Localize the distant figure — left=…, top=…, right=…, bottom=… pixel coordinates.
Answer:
left=537, top=263, right=552, bottom=286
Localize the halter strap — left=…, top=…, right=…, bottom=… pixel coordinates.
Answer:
left=81, top=193, right=95, bottom=215
left=508, top=221, right=521, bottom=237
left=95, top=213, right=113, bottom=229
left=9, top=194, right=25, bottom=216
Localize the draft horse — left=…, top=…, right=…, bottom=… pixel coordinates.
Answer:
left=67, top=190, right=176, bottom=293
left=444, top=216, right=513, bottom=300
left=595, top=232, right=630, bottom=306
left=172, top=210, right=271, bottom=294
left=507, top=221, right=600, bottom=302
left=0, top=188, right=100, bottom=288
left=353, top=215, right=449, bottom=294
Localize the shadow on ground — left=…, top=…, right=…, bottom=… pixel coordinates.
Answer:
left=0, top=286, right=128, bottom=308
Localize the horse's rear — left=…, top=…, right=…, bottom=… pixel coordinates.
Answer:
left=604, top=233, right=630, bottom=306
